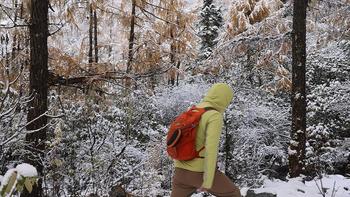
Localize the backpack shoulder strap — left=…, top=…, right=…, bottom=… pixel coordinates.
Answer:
left=204, top=107, right=217, bottom=112
left=194, top=107, right=218, bottom=159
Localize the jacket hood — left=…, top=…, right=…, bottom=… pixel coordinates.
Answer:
left=198, top=83, right=233, bottom=113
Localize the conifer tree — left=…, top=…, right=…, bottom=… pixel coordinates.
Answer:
left=198, top=0, right=223, bottom=60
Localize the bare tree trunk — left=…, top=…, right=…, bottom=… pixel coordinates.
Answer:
left=11, top=0, right=18, bottom=59
left=168, top=0, right=176, bottom=86
left=175, top=14, right=182, bottom=87
left=94, top=10, right=98, bottom=63
left=176, top=61, right=180, bottom=86
left=224, top=118, right=231, bottom=175
left=169, top=29, right=176, bottom=86
left=22, top=0, right=49, bottom=196
left=289, top=0, right=307, bottom=178
left=126, top=0, right=136, bottom=74
left=88, top=4, right=93, bottom=64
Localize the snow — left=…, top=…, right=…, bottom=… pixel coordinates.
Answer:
left=290, top=140, right=299, bottom=146
left=164, top=175, right=350, bottom=197
left=0, top=164, right=37, bottom=190
left=241, top=175, right=350, bottom=197
left=16, top=163, right=38, bottom=178
left=297, top=130, right=304, bottom=133
left=0, top=169, right=16, bottom=190
left=288, top=147, right=297, bottom=155
left=1, top=0, right=349, bottom=196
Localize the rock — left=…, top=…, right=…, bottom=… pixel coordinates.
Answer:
left=245, top=189, right=277, bottom=197
left=87, top=193, right=99, bottom=197
left=108, top=185, right=134, bottom=197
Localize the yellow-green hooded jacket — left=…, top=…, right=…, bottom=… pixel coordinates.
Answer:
left=174, top=83, right=234, bottom=189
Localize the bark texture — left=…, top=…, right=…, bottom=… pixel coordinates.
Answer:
left=23, top=0, right=49, bottom=196
left=289, top=0, right=307, bottom=178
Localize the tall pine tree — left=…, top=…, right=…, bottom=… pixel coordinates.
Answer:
left=198, top=0, right=223, bottom=60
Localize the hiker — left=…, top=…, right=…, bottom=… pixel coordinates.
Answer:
left=170, top=83, right=241, bottom=197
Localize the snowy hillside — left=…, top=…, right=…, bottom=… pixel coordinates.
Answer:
left=0, top=0, right=349, bottom=196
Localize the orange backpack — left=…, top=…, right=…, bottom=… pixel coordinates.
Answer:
left=166, top=106, right=214, bottom=161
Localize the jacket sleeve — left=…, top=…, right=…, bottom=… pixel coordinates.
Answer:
left=201, top=112, right=223, bottom=189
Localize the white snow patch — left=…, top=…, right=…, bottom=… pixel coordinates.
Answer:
left=16, top=163, right=38, bottom=178
left=288, top=147, right=297, bottom=155
left=241, top=175, right=350, bottom=197
left=0, top=169, right=16, bottom=189
left=297, top=129, right=304, bottom=133
left=290, top=140, right=299, bottom=146
left=0, top=163, right=37, bottom=191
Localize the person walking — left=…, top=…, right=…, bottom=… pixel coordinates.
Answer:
left=170, top=83, right=241, bottom=197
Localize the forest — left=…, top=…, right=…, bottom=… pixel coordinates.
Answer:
left=0, top=0, right=349, bottom=196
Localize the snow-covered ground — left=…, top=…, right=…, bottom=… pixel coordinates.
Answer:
left=243, top=175, right=350, bottom=197
left=191, top=175, right=350, bottom=197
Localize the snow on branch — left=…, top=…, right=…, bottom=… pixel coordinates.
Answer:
left=0, top=163, right=38, bottom=197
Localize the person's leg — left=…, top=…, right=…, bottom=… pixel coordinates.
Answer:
left=170, top=168, right=202, bottom=197
left=208, top=170, right=241, bottom=197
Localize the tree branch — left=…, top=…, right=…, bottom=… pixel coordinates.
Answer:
left=106, top=146, right=127, bottom=173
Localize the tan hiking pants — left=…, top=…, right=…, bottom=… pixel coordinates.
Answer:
left=171, top=168, right=241, bottom=197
